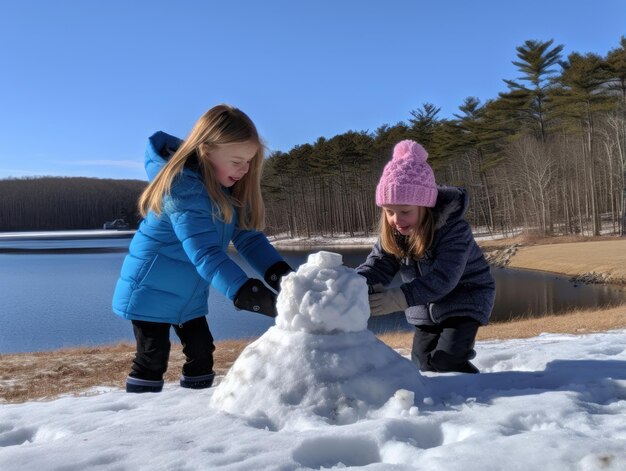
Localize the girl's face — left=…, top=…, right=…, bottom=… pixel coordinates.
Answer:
left=205, top=140, right=258, bottom=187
left=383, top=205, right=424, bottom=235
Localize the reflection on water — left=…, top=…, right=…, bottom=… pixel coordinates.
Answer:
left=1, top=237, right=625, bottom=353
left=493, top=266, right=626, bottom=321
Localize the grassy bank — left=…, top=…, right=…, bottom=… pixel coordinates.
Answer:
left=2, top=303, right=625, bottom=404
left=2, top=234, right=626, bottom=404
left=480, top=234, right=626, bottom=283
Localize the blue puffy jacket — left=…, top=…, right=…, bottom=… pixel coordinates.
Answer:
left=112, top=131, right=284, bottom=324
left=357, top=186, right=495, bottom=326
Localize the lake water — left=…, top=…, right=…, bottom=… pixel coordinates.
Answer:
left=1, top=235, right=625, bottom=354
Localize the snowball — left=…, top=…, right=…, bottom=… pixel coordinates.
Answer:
left=370, top=389, right=420, bottom=419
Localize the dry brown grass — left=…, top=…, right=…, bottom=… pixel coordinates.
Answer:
left=477, top=233, right=620, bottom=251
left=478, top=303, right=626, bottom=338
left=377, top=303, right=626, bottom=351
left=2, top=304, right=626, bottom=404
left=508, top=239, right=626, bottom=281
left=0, top=339, right=253, bottom=404
left=478, top=234, right=626, bottom=283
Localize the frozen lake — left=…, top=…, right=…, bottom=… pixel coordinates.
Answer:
left=1, top=233, right=625, bottom=353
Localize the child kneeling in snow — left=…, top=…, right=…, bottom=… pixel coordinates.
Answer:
left=357, top=140, right=495, bottom=374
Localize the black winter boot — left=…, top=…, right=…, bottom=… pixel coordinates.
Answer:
left=180, top=373, right=215, bottom=389
left=126, top=377, right=164, bottom=393
left=454, top=361, right=480, bottom=374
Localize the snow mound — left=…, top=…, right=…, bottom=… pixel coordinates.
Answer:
left=210, top=251, right=427, bottom=430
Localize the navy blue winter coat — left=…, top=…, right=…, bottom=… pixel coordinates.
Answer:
left=112, top=131, right=284, bottom=324
left=357, top=186, right=495, bottom=326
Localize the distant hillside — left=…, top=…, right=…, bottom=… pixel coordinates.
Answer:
left=0, top=177, right=147, bottom=231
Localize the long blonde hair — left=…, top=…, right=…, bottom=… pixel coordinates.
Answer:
left=378, top=207, right=434, bottom=260
left=138, top=104, right=265, bottom=230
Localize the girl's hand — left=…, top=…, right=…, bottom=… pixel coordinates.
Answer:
left=264, top=261, right=293, bottom=292
left=368, top=283, right=384, bottom=295
left=234, top=279, right=278, bottom=317
left=368, top=287, right=408, bottom=316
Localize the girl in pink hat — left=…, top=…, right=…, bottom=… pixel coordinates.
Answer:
left=357, top=140, right=495, bottom=373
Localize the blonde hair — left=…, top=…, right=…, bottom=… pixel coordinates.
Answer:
left=378, top=207, right=434, bottom=260
left=138, top=104, right=265, bottom=230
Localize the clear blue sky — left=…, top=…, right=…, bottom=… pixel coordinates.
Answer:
left=0, top=0, right=624, bottom=180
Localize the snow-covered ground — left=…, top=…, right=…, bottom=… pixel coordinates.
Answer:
left=0, top=230, right=135, bottom=240
left=267, top=231, right=516, bottom=249
left=1, top=252, right=625, bottom=470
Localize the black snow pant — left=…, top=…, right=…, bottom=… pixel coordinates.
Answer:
left=411, top=316, right=480, bottom=373
left=129, top=316, right=215, bottom=382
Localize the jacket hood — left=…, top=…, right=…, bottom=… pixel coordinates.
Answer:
left=433, top=186, right=468, bottom=230
left=144, top=131, right=183, bottom=182
left=144, top=131, right=203, bottom=182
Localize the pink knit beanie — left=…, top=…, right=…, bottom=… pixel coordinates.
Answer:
left=375, top=140, right=437, bottom=207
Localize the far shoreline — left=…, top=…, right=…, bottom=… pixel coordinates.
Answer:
left=3, top=230, right=626, bottom=284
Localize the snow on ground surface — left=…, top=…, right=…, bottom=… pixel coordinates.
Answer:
left=0, top=230, right=135, bottom=240
left=1, top=252, right=625, bottom=470
left=268, top=229, right=520, bottom=248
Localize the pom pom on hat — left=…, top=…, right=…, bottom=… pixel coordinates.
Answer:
left=392, top=140, right=429, bottom=163
left=375, top=140, right=438, bottom=207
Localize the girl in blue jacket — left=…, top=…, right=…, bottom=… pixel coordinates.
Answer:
left=357, top=140, right=495, bottom=374
left=112, top=104, right=291, bottom=393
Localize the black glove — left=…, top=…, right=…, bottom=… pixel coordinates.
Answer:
left=234, top=279, right=278, bottom=317
left=264, top=261, right=293, bottom=292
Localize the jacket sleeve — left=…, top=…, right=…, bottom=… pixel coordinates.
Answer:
left=355, top=240, right=399, bottom=286
left=231, top=226, right=284, bottom=279
left=166, top=178, right=248, bottom=301
left=400, top=219, right=472, bottom=306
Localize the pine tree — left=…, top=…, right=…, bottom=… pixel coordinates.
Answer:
left=408, top=103, right=441, bottom=149
left=606, top=37, right=626, bottom=234
left=552, top=52, right=615, bottom=235
left=500, top=39, right=564, bottom=142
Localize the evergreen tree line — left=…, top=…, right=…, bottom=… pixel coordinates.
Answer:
left=0, top=177, right=146, bottom=231
left=1, top=38, right=624, bottom=237
left=261, top=38, right=626, bottom=238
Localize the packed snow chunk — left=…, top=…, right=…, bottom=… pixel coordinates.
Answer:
left=275, top=251, right=369, bottom=334
left=371, top=389, right=420, bottom=419
left=308, top=250, right=343, bottom=269
left=210, top=251, right=427, bottom=430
